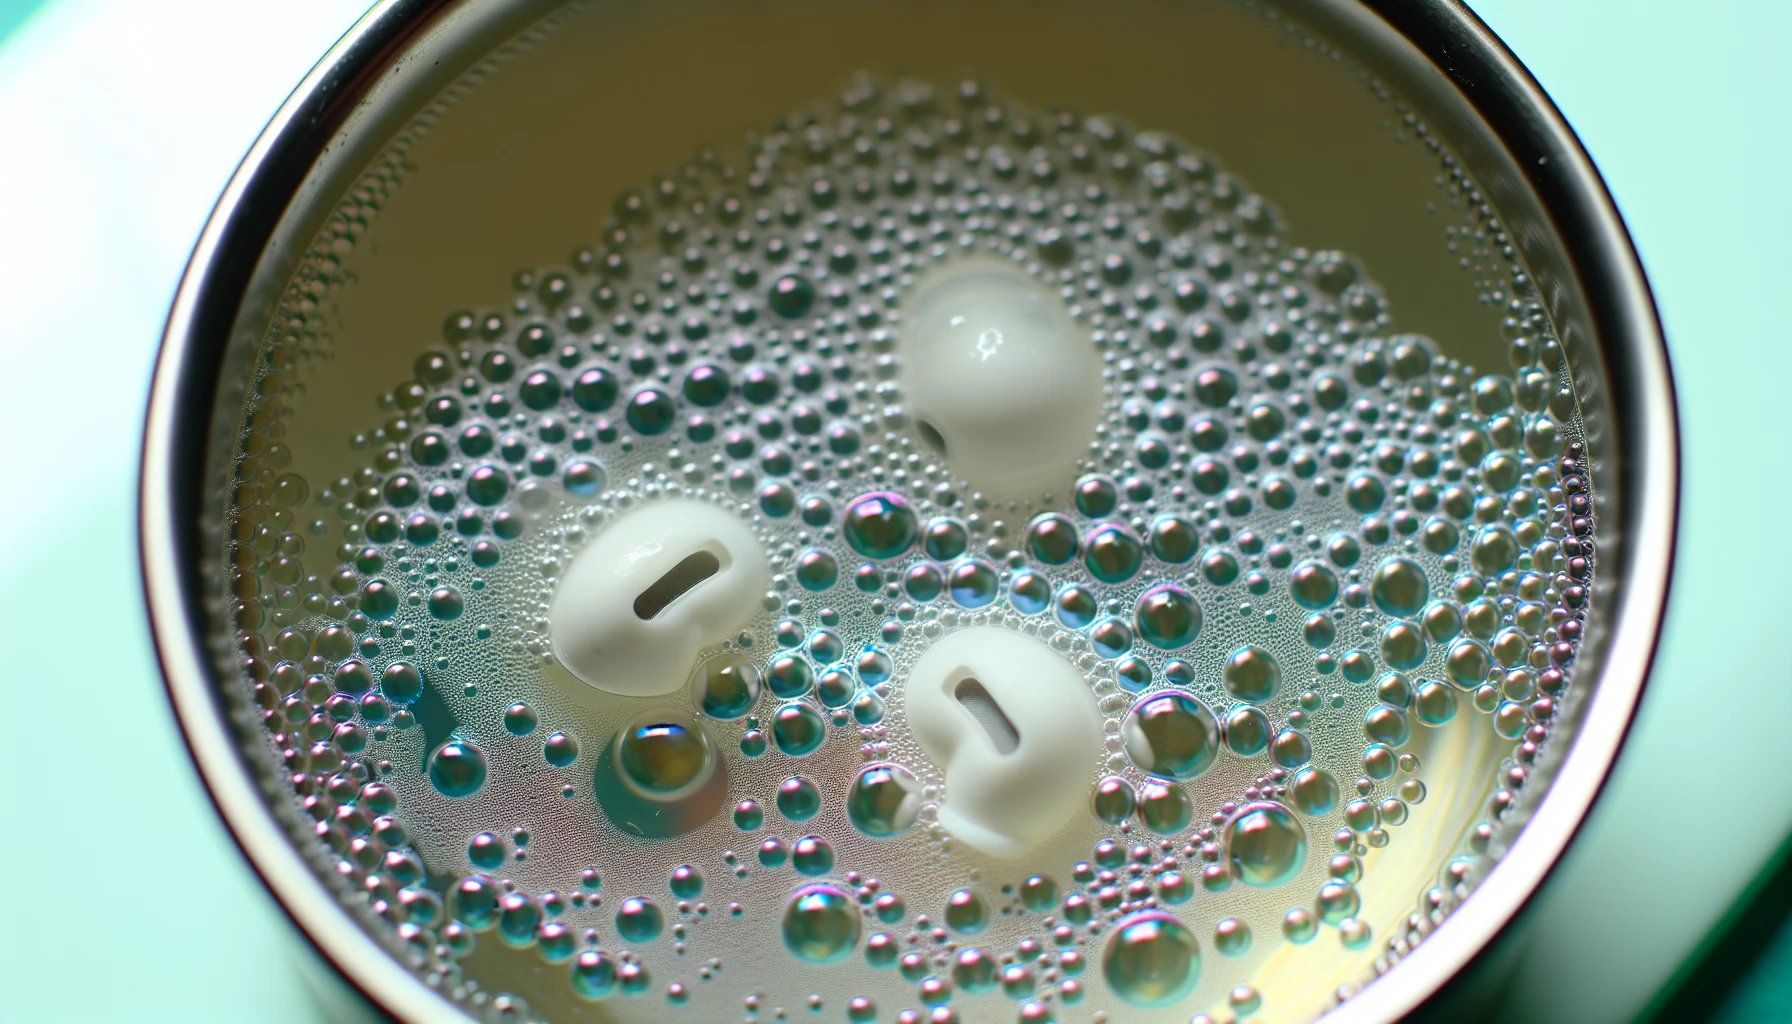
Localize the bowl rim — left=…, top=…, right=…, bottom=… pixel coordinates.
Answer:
left=139, top=1, right=1679, bottom=1021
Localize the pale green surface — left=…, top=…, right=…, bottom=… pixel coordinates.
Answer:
left=0, top=1, right=1786, bottom=1021
left=0, top=0, right=49, bottom=44
left=1468, top=2, right=1792, bottom=1021
left=0, top=3, right=379, bottom=1021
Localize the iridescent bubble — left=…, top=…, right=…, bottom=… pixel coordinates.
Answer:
left=570, top=950, right=618, bottom=1000
left=1020, top=875, right=1059, bottom=912
left=1102, top=910, right=1201, bottom=1008
left=1214, top=918, right=1251, bottom=957
left=733, top=799, right=764, bottom=830
left=948, top=559, right=1000, bottom=608
left=772, top=703, right=825, bottom=756
left=1121, top=691, right=1220, bottom=780
left=692, top=655, right=761, bottom=721
left=1134, top=584, right=1203, bottom=649
left=428, top=586, right=463, bottom=620
left=856, top=646, right=893, bottom=685
left=1157, top=872, right=1193, bottom=905
left=1084, top=523, right=1144, bottom=584
left=815, top=668, right=856, bottom=709
left=625, top=387, right=676, bottom=435
left=1289, top=560, right=1340, bottom=610
left=865, top=932, right=899, bottom=968
left=1283, top=908, right=1318, bottom=944
left=380, top=662, right=423, bottom=703
left=766, top=654, right=815, bottom=699
left=945, top=889, right=988, bottom=934
left=842, top=492, right=917, bottom=560
left=1222, top=705, right=1271, bottom=757
left=1026, top=513, right=1079, bottom=565
left=1226, top=802, right=1307, bottom=887
left=543, top=732, right=579, bottom=767
left=1316, top=881, right=1361, bottom=924
left=1470, top=524, right=1520, bottom=575
left=1149, top=516, right=1199, bottom=564
left=846, top=763, right=922, bottom=837
left=1370, top=556, right=1429, bottom=617
left=758, top=838, right=787, bottom=868
left=1446, top=637, right=1494, bottom=688
left=1413, top=679, right=1458, bottom=725
left=792, top=835, right=834, bottom=875
left=953, top=948, right=999, bottom=993
left=503, top=702, right=538, bottom=736
left=1289, top=767, right=1339, bottom=816
left=670, top=865, right=703, bottom=899
left=1364, top=705, right=1411, bottom=747
left=1093, top=777, right=1137, bottom=825
left=768, top=272, right=816, bottom=319
left=796, top=548, right=838, bottom=591
left=808, top=629, right=845, bottom=664
left=1270, top=728, right=1312, bottom=769
left=1138, top=779, right=1193, bottom=834
left=1422, top=516, right=1462, bottom=556
left=904, top=563, right=943, bottom=602
left=498, top=892, right=543, bottom=948
left=615, top=896, right=664, bottom=943
left=782, top=884, right=859, bottom=963
left=360, top=581, right=399, bottom=620
left=452, top=874, right=500, bottom=931
left=333, top=660, right=374, bottom=695
left=1379, top=620, right=1428, bottom=671
left=1010, top=571, right=1050, bottom=614
left=1345, top=473, right=1385, bottom=513
left=427, top=738, right=486, bottom=798
left=1422, top=600, right=1464, bottom=642
left=616, top=712, right=715, bottom=796
left=1090, top=618, right=1134, bottom=658
left=1200, top=548, right=1240, bottom=586
left=1222, top=646, right=1282, bottom=703
left=852, top=690, right=885, bottom=725
left=1304, top=613, right=1337, bottom=649
left=1056, top=585, right=1098, bottom=628
left=468, top=832, right=505, bottom=870
left=777, top=776, right=822, bottom=821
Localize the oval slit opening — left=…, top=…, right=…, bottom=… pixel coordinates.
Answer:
left=954, top=676, right=1019, bottom=755
left=916, top=418, right=949, bottom=456
left=634, top=550, right=721, bottom=620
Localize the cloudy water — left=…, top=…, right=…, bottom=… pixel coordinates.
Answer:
left=213, top=2, right=1598, bottom=1021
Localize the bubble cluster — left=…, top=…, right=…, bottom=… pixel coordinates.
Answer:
left=221, top=67, right=1598, bottom=1024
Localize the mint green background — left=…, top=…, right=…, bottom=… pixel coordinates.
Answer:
left=0, top=2, right=1784, bottom=1021
left=0, top=0, right=49, bottom=42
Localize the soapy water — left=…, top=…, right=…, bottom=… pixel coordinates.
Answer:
left=221, top=73, right=1597, bottom=1023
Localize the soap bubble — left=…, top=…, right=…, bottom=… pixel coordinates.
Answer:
left=1122, top=691, right=1220, bottom=780
left=846, top=763, right=922, bottom=837
left=427, top=739, right=486, bottom=798
left=782, top=884, right=859, bottom=963
left=842, top=492, right=917, bottom=559
left=693, top=655, right=761, bottom=721
left=1370, top=556, right=1430, bottom=617
left=1223, top=646, right=1283, bottom=703
left=1226, top=802, right=1308, bottom=887
left=616, top=713, right=714, bottom=796
left=1103, top=910, right=1201, bottom=1007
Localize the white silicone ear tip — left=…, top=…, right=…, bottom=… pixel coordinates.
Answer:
left=548, top=499, right=769, bottom=697
left=901, top=256, right=1100, bottom=503
left=905, top=626, right=1103, bottom=857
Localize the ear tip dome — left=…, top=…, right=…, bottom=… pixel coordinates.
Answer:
left=906, top=626, right=1103, bottom=857
left=901, top=256, right=1100, bottom=503
left=548, top=499, right=768, bottom=697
